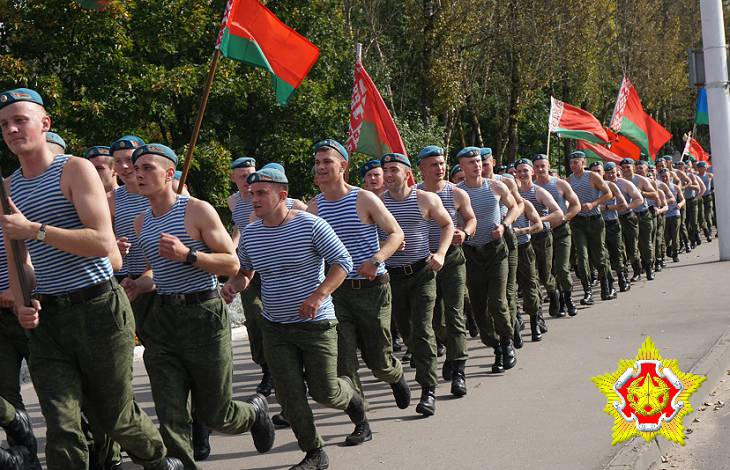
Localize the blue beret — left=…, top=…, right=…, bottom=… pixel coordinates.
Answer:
left=46, top=132, right=66, bottom=151
left=533, top=154, right=548, bottom=162
left=604, top=162, right=617, bottom=171
left=506, top=163, right=515, bottom=169
left=132, top=143, right=178, bottom=165
left=697, top=161, right=708, bottom=168
left=620, top=158, right=635, bottom=166
left=231, top=157, right=256, bottom=169
left=83, top=146, right=112, bottom=159
left=456, top=147, right=481, bottom=160
left=480, top=147, right=493, bottom=158
left=0, top=88, right=43, bottom=109
left=173, top=170, right=183, bottom=180
left=110, top=135, right=145, bottom=152
left=314, top=138, right=349, bottom=161
left=588, top=161, right=602, bottom=169
left=663, top=156, right=673, bottom=162
left=514, top=158, right=533, bottom=167
left=501, top=172, right=515, bottom=180
left=381, top=153, right=411, bottom=167
left=569, top=151, right=586, bottom=160
left=247, top=168, right=288, bottom=184
left=675, top=160, right=686, bottom=166
left=636, top=159, right=649, bottom=167
left=416, top=145, right=444, bottom=164
left=449, top=164, right=462, bottom=179
left=360, top=159, right=381, bottom=179
left=261, top=162, right=285, bottom=173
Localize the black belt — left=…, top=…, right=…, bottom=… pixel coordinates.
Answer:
left=605, top=219, right=619, bottom=227
left=619, top=212, right=637, bottom=220
left=342, top=273, right=390, bottom=290
left=34, top=279, right=115, bottom=306
left=575, top=214, right=602, bottom=220
left=636, top=209, right=651, bottom=218
left=649, top=206, right=656, bottom=214
left=703, top=194, right=713, bottom=199
left=533, top=230, right=550, bottom=240
left=159, top=289, right=220, bottom=306
left=114, top=273, right=142, bottom=283
left=387, top=258, right=428, bottom=277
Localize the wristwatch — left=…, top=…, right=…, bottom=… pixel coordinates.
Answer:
left=369, top=257, right=384, bottom=268
left=35, top=224, right=47, bottom=242
left=184, top=247, right=198, bottom=266
left=463, top=230, right=471, bottom=241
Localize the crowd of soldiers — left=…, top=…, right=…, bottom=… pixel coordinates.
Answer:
left=0, top=87, right=717, bottom=470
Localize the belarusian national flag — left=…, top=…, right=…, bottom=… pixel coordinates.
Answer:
left=609, top=77, right=672, bottom=158
left=682, top=137, right=710, bottom=163
left=695, top=88, right=709, bottom=125
left=217, top=0, right=320, bottom=105
left=575, top=140, right=623, bottom=163
left=77, top=0, right=109, bottom=9
left=605, top=128, right=641, bottom=160
left=345, top=60, right=407, bottom=159
left=549, top=97, right=609, bottom=144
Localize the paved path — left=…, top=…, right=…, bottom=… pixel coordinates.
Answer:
left=17, top=240, right=730, bottom=470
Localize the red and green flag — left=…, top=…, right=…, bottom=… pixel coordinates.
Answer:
left=217, top=0, right=320, bottom=105
left=345, top=59, right=407, bottom=159
left=605, top=128, right=641, bottom=160
left=609, top=77, right=672, bottom=158
left=682, top=136, right=710, bottom=163
left=548, top=97, right=609, bottom=144
left=576, top=140, right=623, bottom=164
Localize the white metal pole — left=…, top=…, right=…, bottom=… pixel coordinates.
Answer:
left=700, top=0, right=730, bottom=260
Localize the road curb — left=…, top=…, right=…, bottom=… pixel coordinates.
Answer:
left=604, top=324, right=730, bottom=470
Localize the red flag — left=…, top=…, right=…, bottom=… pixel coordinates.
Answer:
left=605, top=128, right=642, bottom=160
left=575, top=141, right=623, bottom=163
left=682, top=137, right=710, bottom=163
left=549, top=97, right=609, bottom=144
left=645, top=113, right=672, bottom=157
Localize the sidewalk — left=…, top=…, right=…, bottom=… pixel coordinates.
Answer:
left=15, top=240, right=730, bottom=470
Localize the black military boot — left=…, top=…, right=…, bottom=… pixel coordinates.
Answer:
left=2, top=409, right=40, bottom=469
left=450, top=360, right=467, bottom=397
left=389, top=374, right=411, bottom=409
left=694, top=233, right=702, bottom=246
left=192, top=420, right=211, bottom=461
left=581, top=289, right=594, bottom=305
left=344, top=384, right=372, bottom=445
left=145, top=457, right=184, bottom=470
left=436, top=341, right=446, bottom=358
left=513, top=315, right=524, bottom=349
left=654, top=259, right=663, bottom=273
left=672, top=248, right=680, bottom=263
left=600, top=277, right=617, bottom=300
left=563, top=291, right=578, bottom=316
left=272, top=413, right=290, bottom=428
left=256, top=364, right=274, bottom=397
left=558, top=293, right=567, bottom=316
left=0, top=445, right=29, bottom=470
left=530, top=315, right=542, bottom=342
left=289, top=448, right=329, bottom=470
left=537, top=309, right=548, bottom=334
left=617, top=271, right=630, bottom=292
left=683, top=239, right=692, bottom=253
left=466, top=311, right=479, bottom=338
left=492, top=348, right=504, bottom=373
left=548, top=290, right=563, bottom=317
left=415, top=385, right=436, bottom=417
left=247, top=393, right=276, bottom=453
left=442, top=360, right=453, bottom=381
left=500, top=336, right=517, bottom=370
left=590, top=270, right=598, bottom=288
left=705, top=227, right=713, bottom=242
left=630, top=260, right=642, bottom=282
left=644, top=262, right=655, bottom=281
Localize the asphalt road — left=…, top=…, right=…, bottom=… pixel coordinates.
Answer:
left=16, top=239, right=730, bottom=470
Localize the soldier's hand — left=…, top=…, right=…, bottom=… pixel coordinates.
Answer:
left=356, top=262, right=378, bottom=280
left=16, top=299, right=41, bottom=329
left=452, top=228, right=466, bottom=246
left=491, top=223, right=505, bottom=240
left=159, top=233, right=188, bottom=262
left=398, top=239, right=406, bottom=251
left=0, top=198, right=40, bottom=240
left=120, top=277, right=139, bottom=302
left=581, top=202, right=594, bottom=212
left=427, top=252, right=445, bottom=272
left=221, top=281, right=238, bottom=304
left=117, top=236, right=132, bottom=257
left=299, top=291, right=325, bottom=319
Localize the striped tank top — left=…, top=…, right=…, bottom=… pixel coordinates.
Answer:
left=683, top=176, right=697, bottom=199
left=602, top=183, right=619, bottom=221
left=0, top=228, right=8, bottom=292
left=568, top=172, right=601, bottom=217
left=493, top=174, right=509, bottom=221
left=519, top=184, right=549, bottom=232
left=617, top=180, right=634, bottom=216
left=666, top=182, right=680, bottom=218
left=238, top=212, right=353, bottom=323
left=231, top=192, right=255, bottom=233
left=630, top=175, right=649, bottom=213
left=699, top=174, right=712, bottom=195
left=536, top=176, right=568, bottom=214
left=138, top=195, right=217, bottom=294
left=381, top=188, right=431, bottom=268
left=417, top=182, right=457, bottom=252
left=10, top=155, right=113, bottom=294
left=113, top=186, right=150, bottom=276
left=316, top=187, right=385, bottom=279
left=458, top=179, right=502, bottom=246
left=513, top=214, right=531, bottom=245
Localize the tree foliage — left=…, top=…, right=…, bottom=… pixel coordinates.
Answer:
left=0, top=0, right=710, bottom=208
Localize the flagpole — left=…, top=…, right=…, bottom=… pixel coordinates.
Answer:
left=356, top=43, right=362, bottom=64
left=177, top=49, right=221, bottom=194
left=545, top=127, right=551, bottom=160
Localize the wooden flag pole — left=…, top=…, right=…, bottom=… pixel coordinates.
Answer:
left=0, top=171, right=32, bottom=307
left=545, top=126, right=551, bottom=160
left=177, top=48, right=222, bottom=194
